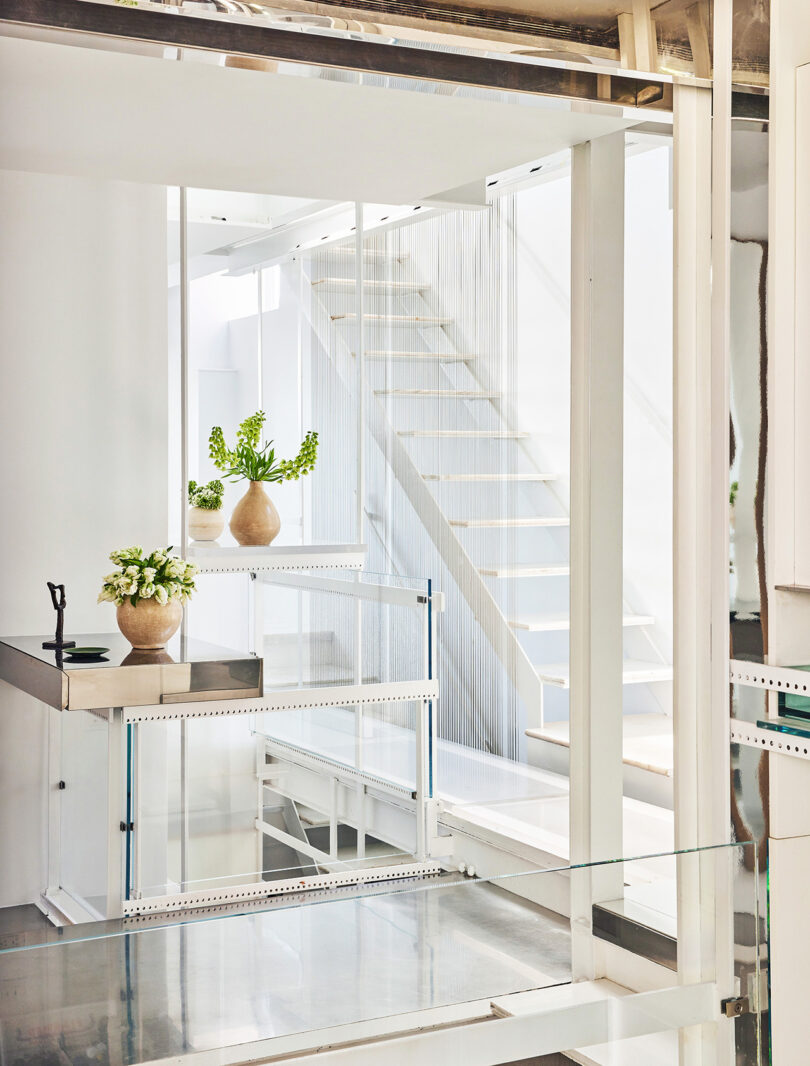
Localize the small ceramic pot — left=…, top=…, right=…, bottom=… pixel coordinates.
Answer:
left=116, top=598, right=183, bottom=650
left=188, top=506, right=225, bottom=542
left=229, top=481, right=281, bottom=546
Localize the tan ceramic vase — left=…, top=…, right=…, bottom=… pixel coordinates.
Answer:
left=116, top=598, right=183, bottom=650
left=229, top=481, right=281, bottom=546
left=188, top=506, right=225, bottom=542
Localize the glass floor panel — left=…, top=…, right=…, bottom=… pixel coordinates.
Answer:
left=0, top=880, right=571, bottom=1065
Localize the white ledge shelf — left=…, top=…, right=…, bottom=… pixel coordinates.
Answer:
left=187, top=543, right=366, bottom=574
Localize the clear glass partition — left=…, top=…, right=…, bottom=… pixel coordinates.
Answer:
left=124, top=567, right=437, bottom=903
left=0, top=844, right=767, bottom=1065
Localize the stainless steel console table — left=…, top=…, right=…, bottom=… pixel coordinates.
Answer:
left=0, top=633, right=263, bottom=924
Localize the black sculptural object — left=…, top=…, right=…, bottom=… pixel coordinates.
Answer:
left=42, top=582, right=76, bottom=650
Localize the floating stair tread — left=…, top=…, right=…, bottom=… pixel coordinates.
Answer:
left=479, top=564, right=570, bottom=578
left=332, top=313, right=451, bottom=325
left=327, top=247, right=408, bottom=261
left=400, top=429, right=529, bottom=439
left=533, top=660, right=673, bottom=688
left=526, top=713, right=673, bottom=777
left=375, top=389, right=499, bottom=398
left=313, top=278, right=425, bottom=293
left=422, top=472, right=557, bottom=482
left=510, top=612, right=654, bottom=631
left=451, top=516, right=569, bottom=528
left=360, top=351, right=476, bottom=362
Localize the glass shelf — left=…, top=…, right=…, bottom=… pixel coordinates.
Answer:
left=757, top=715, right=810, bottom=741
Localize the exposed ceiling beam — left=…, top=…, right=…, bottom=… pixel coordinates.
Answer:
left=0, top=0, right=673, bottom=111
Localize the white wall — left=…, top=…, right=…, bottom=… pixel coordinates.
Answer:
left=0, top=170, right=168, bottom=907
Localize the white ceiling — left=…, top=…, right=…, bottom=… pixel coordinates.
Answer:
left=0, top=35, right=638, bottom=204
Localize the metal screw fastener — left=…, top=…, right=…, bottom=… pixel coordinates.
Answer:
left=721, top=996, right=750, bottom=1018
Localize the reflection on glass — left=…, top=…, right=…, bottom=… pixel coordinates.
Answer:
left=0, top=845, right=764, bottom=1065
left=728, top=122, right=769, bottom=977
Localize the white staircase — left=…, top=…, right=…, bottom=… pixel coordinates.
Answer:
left=304, top=235, right=672, bottom=793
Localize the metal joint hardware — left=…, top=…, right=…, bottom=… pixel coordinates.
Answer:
left=721, top=995, right=750, bottom=1018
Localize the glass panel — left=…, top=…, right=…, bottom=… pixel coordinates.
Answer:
left=0, top=844, right=763, bottom=1066
left=59, top=709, right=114, bottom=920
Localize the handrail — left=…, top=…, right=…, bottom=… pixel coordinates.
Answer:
left=260, top=568, right=444, bottom=610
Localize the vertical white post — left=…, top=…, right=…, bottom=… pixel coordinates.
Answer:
left=355, top=200, right=366, bottom=544
left=354, top=202, right=366, bottom=859
left=709, top=1, right=735, bottom=1059
left=569, top=132, right=626, bottom=981
left=257, top=267, right=264, bottom=412
left=672, top=67, right=734, bottom=1065
left=178, top=186, right=190, bottom=892
left=179, top=186, right=190, bottom=581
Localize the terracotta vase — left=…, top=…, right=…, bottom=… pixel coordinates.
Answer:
left=116, top=598, right=183, bottom=650
left=229, top=481, right=281, bottom=546
left=188, top=506, right=225, bottom=542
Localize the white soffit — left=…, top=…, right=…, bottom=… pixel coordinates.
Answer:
left=0, top=36, right=638, bottom=203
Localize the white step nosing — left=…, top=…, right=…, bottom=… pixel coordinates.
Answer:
left=375, top=389, right=499, bottom=399
left=399, top=430, right=529, bottom=439
left=509, top=613, right=655, bottom=632
left=312, top=278, right=426, bottom=293
left=525, top=714, right=673, bottom=777
left=533, top=660, right=673, bottom=688
left=325, top=247, right=409, bottom=261
left=451, top=517, right=570, bottom=528
left=332, top=313, right=451, bottom=325
left=359, top=351, right=475, bottom=362
left=421, top=472, right=558, bottom=482
left=478, top=564, right=570, bottom=578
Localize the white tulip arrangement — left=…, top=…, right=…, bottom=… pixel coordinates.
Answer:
left=98, top=546, right=198, bottom=608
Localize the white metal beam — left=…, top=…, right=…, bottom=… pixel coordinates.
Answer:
left=170, top=982, right=716, bottom=1066
left=569, top=130, right=626, bottom=979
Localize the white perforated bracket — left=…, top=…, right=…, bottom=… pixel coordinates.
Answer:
left=730, top=721, right=810, bottom=761
left=123, top=679, right=439, bottom=723
left=122, top=860, right=443, bottom=916
left=730, top=659, right=810, bottom=695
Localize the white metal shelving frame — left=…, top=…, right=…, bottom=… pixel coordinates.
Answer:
left=151, top=194, right=442, bottom=919
left=729, top=658, right=810, bottom=762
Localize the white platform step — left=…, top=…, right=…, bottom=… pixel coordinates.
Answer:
left=400, top=429, right=529, bottom=439
left=452, top=516, right=569, bottom=529
left=422, top=472, right=557, bottom=482
left=526, top=713, right=674, bottom=777
left=479, top=564, right=570, bottom=578
left=313, top=278, right=425, bottom=293
left=362, top=351, right=475, bottom=362
left=376, top=389, right=499, bottom=399
left=533, top=660, right=673, bottom=688
left=333, top=313, right=451, bottom=326
left=510, top=612, right=654, bottom=632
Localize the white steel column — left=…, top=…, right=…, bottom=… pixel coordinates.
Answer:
left=354, top=202, right=366, bottom=860
left=569, top=131, right=625, bottom=980
left=178, top=186, right=191, bottom=890
left=672, top=64, right=734, bottom=1064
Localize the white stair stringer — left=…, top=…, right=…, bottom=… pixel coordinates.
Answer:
left=303, top=254, right=547, bottom=729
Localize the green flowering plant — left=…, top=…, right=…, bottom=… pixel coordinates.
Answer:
left=208, top=411, right=318, bottom=484
left=98, top=546, right=197, bottom=608
left=188, top=479, right=224, bottom=511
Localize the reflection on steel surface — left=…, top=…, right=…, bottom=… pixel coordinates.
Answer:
left=0, top=633, right=262, bottom=709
